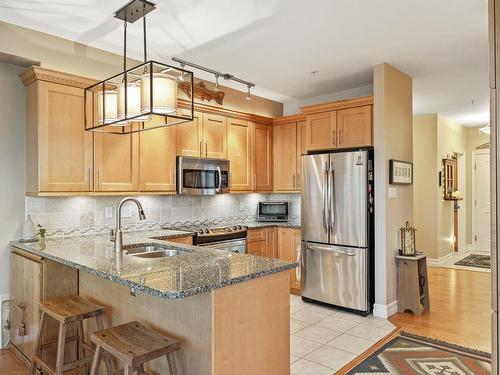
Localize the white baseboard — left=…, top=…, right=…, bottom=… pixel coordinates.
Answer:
left=427, top=251, right=455, bottom=267
left=0, top=293, right=10, bottom=349
left=373, top=300, right=398, bottom=319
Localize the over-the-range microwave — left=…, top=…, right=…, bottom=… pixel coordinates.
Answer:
left=176, top=156, right=230, bottom=195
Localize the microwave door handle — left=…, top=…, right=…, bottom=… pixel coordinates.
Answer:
left=216, top=166, right=222, bottom=193
left=323, top=161, right=329, bottom=231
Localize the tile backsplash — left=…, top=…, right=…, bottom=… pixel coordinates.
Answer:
left=25, top=193, right=301, bottom=236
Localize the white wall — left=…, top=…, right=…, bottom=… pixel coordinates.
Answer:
left=0, top=61, right=25, bottom=295
left=283, top=84, right=373, bottom=115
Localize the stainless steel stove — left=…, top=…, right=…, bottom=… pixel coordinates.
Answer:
left=173, top=224, right=247, bottom=254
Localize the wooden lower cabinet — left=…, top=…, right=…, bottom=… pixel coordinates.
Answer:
left=247, top=227, right=277, bottom=258
left=10, top=249, right=78, bottom=363
left=277, top=227, right=301, bottom=294
left=166, top=236, right=193, bottom=245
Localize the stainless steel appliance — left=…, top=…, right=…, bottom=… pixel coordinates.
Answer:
left=300, top=149, right=374, bottom=315
left=176, top=156, right=229, bottom=195
left=168, top=224, right=247, bottom=254
left=257, top=201, right=289, bottom=222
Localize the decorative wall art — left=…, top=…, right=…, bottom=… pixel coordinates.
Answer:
left=389, top=159, right=413, bottom=185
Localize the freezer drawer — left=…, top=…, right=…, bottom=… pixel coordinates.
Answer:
left=301, top=242, right=368, bottom=311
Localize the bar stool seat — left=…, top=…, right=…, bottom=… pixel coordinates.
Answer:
left=40, top=295, right=106, bottom=323
left=90, top=321, right=181, bottom=375
left=29, top=295, right=111, bottom=375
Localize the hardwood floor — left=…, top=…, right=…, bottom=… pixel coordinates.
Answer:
left=0, top=349, right=28, bottom=375
left=390, top=266, right=491, bottom=353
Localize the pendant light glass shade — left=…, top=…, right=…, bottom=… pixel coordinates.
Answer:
left=117, top=82, right=150, bottom=122
left=97, top=90, right=119, bottom=124
left=141, top=72, right=178, bottom=114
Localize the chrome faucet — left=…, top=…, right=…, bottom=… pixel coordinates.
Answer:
left=111, top=197, right=146, bottom=253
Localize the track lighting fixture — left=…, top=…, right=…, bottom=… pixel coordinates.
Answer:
left=246, top=85, right=252, bottom=101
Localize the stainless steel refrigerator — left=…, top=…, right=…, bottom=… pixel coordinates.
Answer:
left=300, top=149, right=374, bottom=315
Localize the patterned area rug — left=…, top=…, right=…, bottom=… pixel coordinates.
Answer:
left=346, top=332, right=491, bottom=374
left=454, top=254, right=491, bottom=269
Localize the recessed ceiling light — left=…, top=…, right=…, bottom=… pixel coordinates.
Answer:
left=310, top=70, right=319, bottom=77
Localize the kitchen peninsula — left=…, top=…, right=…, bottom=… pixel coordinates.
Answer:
left=10, top=229, right=295, bottom=375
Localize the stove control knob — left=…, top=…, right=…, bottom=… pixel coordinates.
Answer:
left=198, top=230, right=204, bottom=234
left=237, top=225, right=242, bottom=229
left=233, top=226, right=237, bottom=230
left=205, top=229, right=210, bottom=234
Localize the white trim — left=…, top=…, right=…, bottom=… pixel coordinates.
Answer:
left=472, top=148, right=491, bottom=252
left=453, top=149, right=467, bottom=253
left=0, top=293, right=10, bottom=349
left=373, top=300, right=398, bottom=318
left=426, top=251, right=455, bottom=267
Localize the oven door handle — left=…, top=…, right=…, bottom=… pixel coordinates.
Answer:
left=216, top=166, right=222, bottom=193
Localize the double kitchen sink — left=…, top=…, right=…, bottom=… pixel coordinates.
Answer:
left=123, top=243, right=191, bottom=259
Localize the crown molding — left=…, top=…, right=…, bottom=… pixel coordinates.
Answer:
left=300, top=96, right=373, bottom=114
left=273, top=113, right=306, bottom=125
left=20, top=66, right=274, bottom=125
left=20, top=66, right=98, bottom=89
left=178, top=100, right=274, bottom=125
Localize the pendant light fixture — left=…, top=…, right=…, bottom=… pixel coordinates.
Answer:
left=85, top=0, right=193, bottom=134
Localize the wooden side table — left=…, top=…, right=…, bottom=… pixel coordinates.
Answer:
left=396, top=254, right=430, bottom=316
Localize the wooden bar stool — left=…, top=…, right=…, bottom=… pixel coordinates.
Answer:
left=29, top=295, right=112, bottom=375
left=89, top=321, right=181, bottom=375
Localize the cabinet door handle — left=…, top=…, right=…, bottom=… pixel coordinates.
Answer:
left=293, top=174, right=296, bottom=189
left=97, top=169, right=100, bottom=189
left=205, top=142, right=208, bottom=157
left=253, top=174, right=256, bottom=190
left=199, top=141, right=203, bottom=157
left=338, top=129, right=342, bottom=146
left=88, top=168, right=91, bottom=190
left=297, top=174, right=300, bottom=189
left=332, top=130, right=336, bottom=146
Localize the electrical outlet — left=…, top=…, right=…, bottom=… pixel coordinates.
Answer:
left=122, top=205, right=132, bottom=218
left=105, top=207, right=113, bottom=219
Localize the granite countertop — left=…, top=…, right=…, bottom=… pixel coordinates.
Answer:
left=11, top=228, right=296, bottom=299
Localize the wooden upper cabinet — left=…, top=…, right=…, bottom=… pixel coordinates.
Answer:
left=203, top=113, right=227, bottom=159
left=176, top=112, right=202, bottom=157
left=305, top=111, right=337, bottom=151
left=273, top=123, right=298, bottom=191
left=94, top=133, right=139, bottom=192
left=227, top=119, right=253, bottom=191
left=296, top=121, right=306, bottom=190
left=337, top=105, right=372, bottom=148
left=253, top=123, right=273, bottom=191
left=139, top=125, right=177, bottom=191
left=25, top=80, right=93, bottom=192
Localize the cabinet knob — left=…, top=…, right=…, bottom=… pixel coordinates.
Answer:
left=17, top=302, right=25, bottom=311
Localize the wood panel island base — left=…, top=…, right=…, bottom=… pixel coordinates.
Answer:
left=79, top=271, right=290, bottom=375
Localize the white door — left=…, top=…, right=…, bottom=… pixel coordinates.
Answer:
left=473, top=150, right=491, bottom=252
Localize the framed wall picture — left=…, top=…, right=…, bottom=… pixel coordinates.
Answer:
left=389, top=159, right=413, bottom=185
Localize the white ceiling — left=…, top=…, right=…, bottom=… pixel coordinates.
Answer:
left=0, top=0, right=490, bottom=126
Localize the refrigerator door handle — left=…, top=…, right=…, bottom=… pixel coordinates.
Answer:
left=307, top=243, right=356, bottom=256
left=330, top=162, right=335, bottom=230
left=323, top=161, right=329, bottom=231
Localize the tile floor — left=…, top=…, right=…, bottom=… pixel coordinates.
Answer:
left=289, top=294, right=395, bottom=375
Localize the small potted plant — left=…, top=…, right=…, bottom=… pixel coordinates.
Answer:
left=36, top=224, right=47, bottom=246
